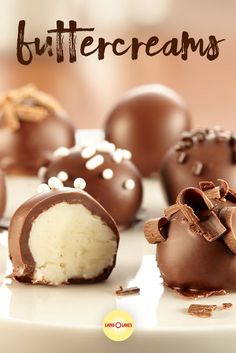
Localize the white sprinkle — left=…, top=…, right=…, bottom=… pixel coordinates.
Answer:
left=102, top=168, right=114, bottom=180
left=96, top=141, right=116, bottom=153
left=74, top=178, right=86, bottom=190
left=38, top=166, right=47, bottom=180
left=112, top=149, right=123, bottom=163
left=85, top=155, right=104, bottom=170
left=48, top=177, right=64, bottom=190
left=57, top=171, right=69, bottom=182
left=81, top=145, right=97, bottom=159
left=53, top=147, right=70, bottom=157
left=37, top=183, right=50, bottom=193
left=124, top=179, right=135, bottom=190
left=122, top=149, right=132, bottom=160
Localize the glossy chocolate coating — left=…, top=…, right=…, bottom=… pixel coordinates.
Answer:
left=145, top=182, right=236, bottom=291
left=105, top=84, right=190, bottom=176
left=160, top=128, right=236, bottom=204
left=0, top=111, right=75, bottom=176
left=158, top=203, right=236, bottom=291
left=9, top=188, right=119, bottom=284
left=0, top=169, right=6, bottom=217
left=43, top=148, right=143, bottom=228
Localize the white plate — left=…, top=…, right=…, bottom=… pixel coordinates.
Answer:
left=1, top=178, right=236, bottom=353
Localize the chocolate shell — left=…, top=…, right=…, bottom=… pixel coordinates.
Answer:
left=0, top=84, right=75, bottom=175
left=144, top=180, right=236, bottom=292
left=105, top=84, right=191, bottom=176
left=41, top=142, right=143, bottom=228
left=0, top=168, right=6, bottom=218
left=160, top=127, right=236, bottom=204
left=9, top=182, right=119, bottom=285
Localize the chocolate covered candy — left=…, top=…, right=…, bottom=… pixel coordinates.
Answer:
left=160, top=127, right=236, bottom=204
left=0, top=84, right=75, bottom=175
left=9, top=178, right=119, bottom=285
left=40, top=141, right=143, bottom=228
left=0, top=168, right=6, bottom=218
left=144, top=180, right=236, bottom=292
left=105, top=84, right=190, bottom=176
left=0, top=84, right=76, bottom=217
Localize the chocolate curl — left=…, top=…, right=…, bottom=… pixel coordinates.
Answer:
left=226, top=188, right=236, bottom=203
left=177, top=187, right=226, bottom=241
left=144, top=217, right=169, bottom=244
left=199, top=181, right=221, bottom=199
left=218, top=179, right=230, bottom=198
left=164, top=204, right=181, bottom=219
left=219, top=207, right=236, bottom=254
left=0, top=84, right=63, bottom=132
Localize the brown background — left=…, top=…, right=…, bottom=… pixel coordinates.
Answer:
left=0, top=0, right=235, bottom=130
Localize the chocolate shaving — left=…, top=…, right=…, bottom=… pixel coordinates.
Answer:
left=226, top=188, right=236, bottom=203
left=189, top=211, right=226, bottom=242
left=164, top=204, right=181, bottom=219
left=231, top=149, right=236, bottom=164
left=199, top=181, right=216, bottom=191
left=220, top=303, right=233, bottom=310
left=188, top=304, right=217, bottom=318
left=177, top=152, right=187, bottom=164
left=204, top=187, right=221, bottom=200
left=219, top=207, right=236, bottom=254
left=144, top=217, right=169, bottom=244
left=218, top=179, right=230, bottom=198
left=115, top=285, right=140, bottom=296
left=0, top=84, right=63, bottom=132
left=192, top=161, right=203, bottom=176
left=174, top=288, right=227, bottom=299
left=188, top=302, right=233, bottom=318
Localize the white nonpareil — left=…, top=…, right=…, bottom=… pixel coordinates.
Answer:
left=28, top=202, right=117, bottom=285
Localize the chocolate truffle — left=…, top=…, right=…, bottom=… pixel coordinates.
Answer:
left=144, top=180, right=236, bottom=292
left=0, top=168, right=6, bottom=218
left=40, top=141, right=143, bottom=228
left=0, top=84, right=75, bottom=175
left=9, top=178, right=119, bottom=285
left=0, top=84, right=76, bottom=218
left=105, top=84, right=190, bottom=176
left=160, top=127, right=236, bottom=205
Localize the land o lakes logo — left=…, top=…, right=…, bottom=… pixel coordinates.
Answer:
left=102, top=310, right=134, bottom=341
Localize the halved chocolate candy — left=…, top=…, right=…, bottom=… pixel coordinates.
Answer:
left=9, top=185, right=119, bottom=285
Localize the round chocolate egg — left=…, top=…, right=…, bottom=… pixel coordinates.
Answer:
left=0, top=84, right=75, bottom=175
left=9, top=178, right=119, bottom=285
left=160, top=127, right=236, bottom=205
left=105, top=84, right=191, bottom=176
left=144, top=180, right=236, bottom=292
left=40, top=142, right=143, bottom=228
left=0, top=168, right=6, bottom=218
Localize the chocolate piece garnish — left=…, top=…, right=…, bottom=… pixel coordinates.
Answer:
left=219, top=207, right=236, bottom=254
left=188, top=304, right=217, bottom=318
left=115, top=285, right=140, bottom=296
left=177, top=152, right=187, bottom=164
left=218, top=179, right=230, bottom=198
left=174, top=288, right=227, bottom=299
left=192, top=161, right=203, bottom=176
left=164, top=204, right=181, bottom=219
left=199, top=180, right=216, bottom=191
left=105, top=84, right=190, bottom=177
left=144, top=217, right=169, bottom=244
left=220, top=303, right=233, bottom=310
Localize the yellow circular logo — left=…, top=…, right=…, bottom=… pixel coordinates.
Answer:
left=102, top=310, right=134, bottom=341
